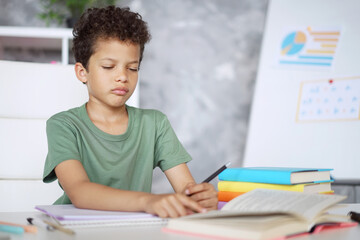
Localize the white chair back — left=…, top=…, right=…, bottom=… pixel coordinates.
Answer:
left=0, top=60, right=139, bottom=211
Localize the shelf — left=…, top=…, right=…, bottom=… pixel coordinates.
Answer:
left=0, top=26, right=73, bottom=65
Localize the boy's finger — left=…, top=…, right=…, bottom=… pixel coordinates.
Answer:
left=162, top=201, right=180, bottom=218
left=198, top=198, right=219, bottom=209
left=156, top=208, right=169, bottom=218
left=186, top=208, right=195, bottom=215
left=168, top=196, right=188, bottom=217
left=187, top=185, right=217, bottom=199
left=178, top=195, right=207, bottom=213
left=185, top=183, right=208, bottom=195
left=190, top=190, right=218, bottom=202
left=183, top=182, right=196, bottom=191
left=189, top=191, right=207, bottom=201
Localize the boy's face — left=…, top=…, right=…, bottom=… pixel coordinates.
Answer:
left=77, top=38, right=140, bottom=109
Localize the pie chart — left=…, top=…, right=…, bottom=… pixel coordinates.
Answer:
left=281, top=31, right=306, bottom=55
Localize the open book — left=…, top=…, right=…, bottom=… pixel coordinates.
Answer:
left=164, top=189, right=355, bottom=240
left=35, top=204, right=168, bottom=228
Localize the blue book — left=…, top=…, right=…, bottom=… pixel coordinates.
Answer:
left=218, top=167, right=333, bottom=185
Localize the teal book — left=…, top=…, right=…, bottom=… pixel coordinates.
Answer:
left=218, top=167, right=333, bottom=185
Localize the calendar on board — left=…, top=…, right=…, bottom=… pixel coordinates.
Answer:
left=296, top=76, right=360, bottom=122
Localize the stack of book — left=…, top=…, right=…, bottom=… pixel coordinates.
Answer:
left=217, top=167, right=333, bottom=204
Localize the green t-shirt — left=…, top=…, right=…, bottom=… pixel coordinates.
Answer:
left=43, top=104, right=191, bottom=204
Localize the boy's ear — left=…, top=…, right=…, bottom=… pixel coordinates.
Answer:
left=75, top=63, right=88, bottom=84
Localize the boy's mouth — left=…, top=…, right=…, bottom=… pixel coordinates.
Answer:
left=111, top=87, right=129, bottom=96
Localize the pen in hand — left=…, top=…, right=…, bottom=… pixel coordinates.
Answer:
left=184, top=162, right=230, bottom=211
left=202, top=162, right=231, bottom=183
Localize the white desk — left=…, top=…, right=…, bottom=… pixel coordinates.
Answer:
left=0, top=204, right=359, bottom=240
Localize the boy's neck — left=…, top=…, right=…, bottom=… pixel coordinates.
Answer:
left=85, top=101, right=129, bottom=135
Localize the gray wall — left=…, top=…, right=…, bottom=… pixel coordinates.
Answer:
left=0, top=0, right=268, bottom=193
left=137, top=0, right=267, bottom=193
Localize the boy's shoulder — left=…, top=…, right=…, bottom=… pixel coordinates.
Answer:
left=47, top=104, right=84, bottom=123
left=127, top=105, right=167, bottom=119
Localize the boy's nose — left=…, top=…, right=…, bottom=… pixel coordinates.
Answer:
left=115, top=69, right=128, bottom=82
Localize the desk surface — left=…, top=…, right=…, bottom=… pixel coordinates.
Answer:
left=0, top=204, right=359, bottom=240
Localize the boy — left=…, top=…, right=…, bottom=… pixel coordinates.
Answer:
left=43, top=6, right=217, bottom=218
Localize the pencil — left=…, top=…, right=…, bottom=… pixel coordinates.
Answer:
left=202, top=162, right=231, bottom=183
left=43, top=220, right=75, bottom=235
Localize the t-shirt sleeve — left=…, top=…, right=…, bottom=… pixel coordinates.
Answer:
left=154, top=112, right=192, bottom=171
left=43, top=117, right=81, bottom=183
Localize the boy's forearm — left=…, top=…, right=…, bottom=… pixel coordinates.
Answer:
left=164, top=163, right=197, bottom=193
left=69, top=181, right=152, bottom=212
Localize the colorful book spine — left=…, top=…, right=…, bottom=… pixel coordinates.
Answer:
left=218, top=181, right=329, bottom=193
left=217, top=167, right=334, bottom=205
left=218, top=191, right=244, bottom=202
left=217, top=201, right=227, bottom=210
left=218, top=167, right=332, bottom=185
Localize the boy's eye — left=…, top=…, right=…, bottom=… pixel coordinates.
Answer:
left=102, top=66, right=114, bottom=69
left=128, top=67, right=139, bottom=72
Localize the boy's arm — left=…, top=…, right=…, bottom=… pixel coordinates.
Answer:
left=164, top=163, right=218, bottom=210
left=55, top=159, right=205, bottom=218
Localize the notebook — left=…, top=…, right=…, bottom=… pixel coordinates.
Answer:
left=35, top=204, right=168, bottom=228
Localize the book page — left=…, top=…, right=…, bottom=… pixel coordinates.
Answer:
left=221, top=189, right=346, bottom=220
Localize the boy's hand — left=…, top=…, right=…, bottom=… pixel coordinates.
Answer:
left=143, top=193, right=207, bottom=218
left=184, top=183, right=218, bottom=211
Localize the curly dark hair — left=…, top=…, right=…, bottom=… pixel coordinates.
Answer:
left=72, top=6, right=151, bottom=70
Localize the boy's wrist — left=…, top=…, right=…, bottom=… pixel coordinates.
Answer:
left=138, top=192, right=154, bottom=212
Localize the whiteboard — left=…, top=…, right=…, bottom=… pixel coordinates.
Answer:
left=243, top=0, right=360, bottom=179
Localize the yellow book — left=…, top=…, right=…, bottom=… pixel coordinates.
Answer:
left=218, top=181, right=331, bottom=193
